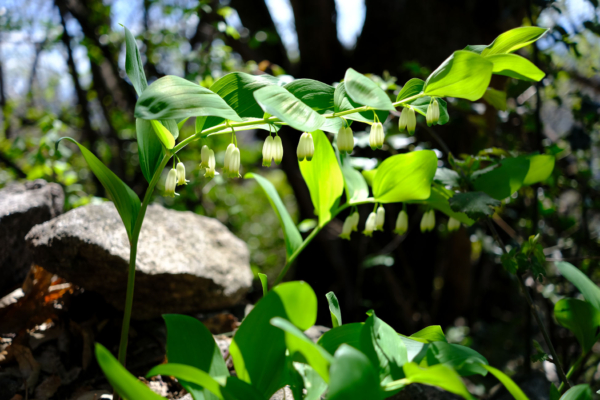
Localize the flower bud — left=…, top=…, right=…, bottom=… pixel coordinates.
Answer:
left=204, top=149, right=216, bottom=178
left=375, top=206, right=385, bottom=231
left=165, top=168, right=178, bottom=197
left=426, top=99, right=440, bottom=126
left=448, top=217, right=460, bottom=232
left=398, top=107, right=409, bottom=132
left=420, top=210, right=435, bottom=233
left=337, top=126, right=354, bottom=153
left=297, top=132, right=315, bottom=161
left=407, top=108, right=416, bottom=135
left=428, top=210, right=436, bottom=231
left=350, top=211, right=359, bottom=231
left=176, top=162, right=189, bottom=186
left=363, top=212, right=377, bottom=237
left=369, top=122, right=385, bottom=150
left=200, top=145, right=210, bottom=168
left=340, top=215, right=354, bottom=240
left=224, top=143, right=241, bottom=178
left=262, top=136, right=274, bottom=167
left=273, top=135, right=283, bottom=164
left=394, top=210, right=408, bottom=235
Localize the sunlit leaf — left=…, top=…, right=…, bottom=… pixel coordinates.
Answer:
left=147, top=363, right=224, bottom=399
left=326, top=291, right=342, bottom=328
left=555, top=262, right=600, bottom=312
left=449, top=191, right=501, bottom=220
left=210, top=72, right=282, bottom=118
left=554, top=298, right=600, bottom=353
left=408, top=326, right=447, bottom=343
left=123, top=25, right=148, bottom=96
left=318, top=323, right=364, bottom=355
left=150, top=120, right=176, bottom=149
left=327, top=344, right=382, bottom=400
left=136, top=119, right=165, bottom=183
left=482, top=27, right=548, bottom=56
left=401, top=362, right=473, bottom=399
left=560, top=384, right=592, bottom=400
left=487, top=54, right=545, bottom=81
left=258, top=273, right=268, bottom=297
left=344, top=68, right=395, bottom=111
left=334, top=82, right=388, bottom=123
left=481, top=365, right=530, bottom=400
left=341, top=156, right=370, bottom=204
left=425, top=342, right=488, bottom=377
left=284, top=79, right=335, bottom=113
left=523, top=154, right=555, bottom=185
left=396, top=78, right=424, bottom=102
left=483, top=88, right=507, bottom=111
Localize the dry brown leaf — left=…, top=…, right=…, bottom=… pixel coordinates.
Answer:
left=11, top=344, right=41, bottom=389
left=34, top=375, right=61, bottom=400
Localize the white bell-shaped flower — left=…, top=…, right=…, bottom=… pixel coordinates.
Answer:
left=426, top=99, right=440, bottom=126
left=363, top=212, right=377, bottom=237
left=420, top=210, right=435, bottom=233
left=176, top=162, right=189, bottom=186
left=407, top=108, right=417, bottom=135
left=224, top=143, right=241, bottom=178
left=428, top=210, right=436, bottom=231
left=448, top=217, right=460, bottom=232
left=375, top=206, right=385, bottom=231
left=165, top=168, right=178, bottom=197
left=395, top=210, right=408, bottom=235
left=262, top=136, right=274, bottom=167
left=297, top=132, right=315, bottom=161
left=273, top=135, right=283, bottom=164
left=204, top=149, right=216, bottom=178
left=337, top=126, right=354, bottom=153
left=350, top=211, right=360, bottom=231
left=398, top=107, right=409, bottom=132
left=369, top=123, right=385, bottom=150
left=200, top=145, right=210, bottom=168
left=340, top=214, right=354, bottom=240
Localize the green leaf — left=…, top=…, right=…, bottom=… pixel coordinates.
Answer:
left=398, top=336, right=427, bottom=362
left=341, top=156, right=370, bottom=204
left=270, top=317, right=333, bottom=382
left=161, top=119, right=180, bottom=141
left=555, top=262, right=600, bottom=312
left=406, top=97, right=450, bottom=125
left=229, top=281, right=317, bottom=398
left=299, top=130, right=344, bottom=226
left=284, top=79, right=335, bottom=113
left=472, top=157, right=530, bottom=200
left=372, top=150, right=437, bottom=203
left=434, top=168, right=461, bottom=188
left=245, top=173, right=303, bottom=259
left=483, top=88, right=507, bottom=111
left=482, top=27, right=548, bottom=57
left=402, top=363, right=473, bottom=399
left=408, top=326, right=447, bottom=343
left=123, top=25, right=148, bottom=96
left=560, top=384, right=592, bottom=400
left=57, top=138, right=140, bottom=239
left=425, top=342, right=488, bottom=377
left=327, top=344, right=382, bottom=400
left=150, top=120, right=176, bottom=149
left=487, top=54, right=545, bottom=81
left=148, top=363, right=224, bottom=399
left=326, top=292, right=342, bottom=328
left=95, top=343, right=165, bottom=400
left=449, top=191, right=501, bottom=220
left=344, top=68, right=395, bottom=111
left=136, top=119, right=165, bottom=183
left=554, top=298, right=600, bottom=353
left=408, top=186, right=474, bottom=225
left=293, top=363, right=327, bottom=400
left=258, top=273, right=268, bottom=297
left=523, top=154, right=555, bottom=185
left=396, top=78, right=424, bottom=102
left=481, top=365, right=530, bottom=400
left=135, top=75, right=243, bottom=121
left=210, top=72, right=282, bottom=118
left=254, top=86, right=325, bottom=132
left=424, top=51, right=493, bottom=101
left=362, top=169, right=377, bottom=187
left=463, top=44, right=487, bottom=54
left=318, top=323, right=364, bottom=355
left=334, top=82, right=388, bottom=124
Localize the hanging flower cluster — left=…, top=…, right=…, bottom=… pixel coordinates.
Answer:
left=297, top=132, right=315, bottom=161
left=398, top=107, right=417, bottom=135
left=420, top=210, right=436, bottom=232
left=262, top=135, right=284, bottom=166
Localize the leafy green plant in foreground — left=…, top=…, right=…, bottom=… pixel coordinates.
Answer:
left=51, top=24, right=596, bottom=398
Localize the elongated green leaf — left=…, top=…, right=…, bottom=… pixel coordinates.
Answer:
left=229, top=281, right=317, bottom=398
left=254, top=86, right=325, bottom=132
left=449, top=191, right=501, bottom=220
left=334, top=82, right=388, bottom=123
left=372, top=150, right=437, bottom=203
left=483, top=88, right=507, bottom=111
left=57, top=138, right=140, bottom=238
left=284, top=79, right=335, bottom=113
left=326, top=292, right=342, bottom=328
left=555, top=262, right=600, bottom=312
left=258, top=273, right=268, bottom=297
left=221, top=377, right=267, bottom=400
left=344, top=68, right=395, bottom=111
left=409, top=326, right=447, bottom=343
left=408, top=186, right=474, bottom=225
left=473, top=157, right=530, bottom=200
left=328, top=344, right=382, bottom=400
left=318, top=323, right=364, bottom=355
left=299, top=130, right=344, bottom=226
left=164, top=314, right=229, bottom=400
left=406, top=97, right=450, bottom=125
left=481, top=365, right=529, bottom=400
left=245, top=173, right=302, bottom=259
left=270, top=317, right=333, bottom=382
left=426, top=342, right=488, bottom=376
left=402, top=362, right=473, bottom=399
left=161, top=118, right=180, bottom=140
left=123, top=26, right=148, bottom=96
left=482, top=27, right=548, bottom=56
left=341, top=156, right=370, bottom=204
left=136, top=119, right=165, bottom=183
left=424, top=51, right=493, bottom=101
left=555, top=298, right=600, bottom=353
left=210, top=72, right=282, bottom=118
left=293, top=363, right=327, bottom=400
left=463, top=44, right=487, bottom=54
left=523, top=154, right=555, bottom=185
left=560, top=384, right=592, bottom=400
left=398, top=336, right=427, bottom=362
left=318, top=113, right=344, bottom=134
left=148, top=364, right=224, bottom=399
left=135, top=75, right=242, bottom=121
left=150, top=120, right=175, bottom=149
left=396, top=78, right=424, bottom=102
left=487, top=54, right=545, bottom=81
left=95, top=344, right=164, bottom=400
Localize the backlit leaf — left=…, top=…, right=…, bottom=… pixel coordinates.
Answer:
left=554, top=298, right=600, bottom=353
left=396, top=78, right=424, bottom=102
left=326, top=291, right=342, bottom=328
left=482, top=27, right=548, bottom=56
left=487, top=54, right=545, bottom=81
left=481, top=365, right=529, bottom=400
left=560, top=384, right=592, bottom=400
left=483, top=88, right=507, bottom=111
left=344, top=68, right=395, bottom=111
left=284, top=79, right=335, bottom=113
left=449, top=191, right=501, bottom=220
left=123, top=25, right=148, bottom=96
left=334, top=82, right=388, bottom=123
left=136, top=119, right=165, bottom=183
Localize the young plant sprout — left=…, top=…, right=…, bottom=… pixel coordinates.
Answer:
left=297, top=132, right=315, bottom=161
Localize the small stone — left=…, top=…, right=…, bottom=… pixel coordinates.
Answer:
left=26, top=203, right=252, bottom=319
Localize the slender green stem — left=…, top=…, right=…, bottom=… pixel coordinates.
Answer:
left=558, top=352, right=586, bottom=393
left=485, top=219, right=571, bottom=390
left=117, top=152, right=172, bottom=367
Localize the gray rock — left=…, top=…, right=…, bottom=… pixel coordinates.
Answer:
left=26, top=202, right=252, bottom=319
left=0, top=179, right=64, bottom=296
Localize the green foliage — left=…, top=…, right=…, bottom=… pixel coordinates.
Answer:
left=326, top=291, right=342, bottom=328
left=448, top=191, right=501, bottom=219
left=481, top=27, right=549, bottom=56
left=136, top=119, right=165, bottom=183
left=258, top=273, right=268, bottom=296
left=344, top=68, right=395, bottom=111
left=501, top=234, right=546, bottom=279
left=560, top=384, right=592, bottom=400
left=487, top=54, right=545, bottom=82
left=333, top=82, right=388, bottom=123
left=327, top=344, right=382, bottom=400
left=555, top=262, right=600, bottom=312
left=481, top=365, right=530, bottom=400
left=554, top=298, right=600, bottom=353
left=399, top=363, right=473, bottom=399
left=123, top=25, right=148, bottom=96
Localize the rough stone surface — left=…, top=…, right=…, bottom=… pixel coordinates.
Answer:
left=25, top=202, right=252, bottom=319
left=0, top=180, right=64, bottom=296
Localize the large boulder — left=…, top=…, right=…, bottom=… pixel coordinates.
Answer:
left=0, top=180, right=64, bottom=296
left=25, top=203, right=253, bottom=319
